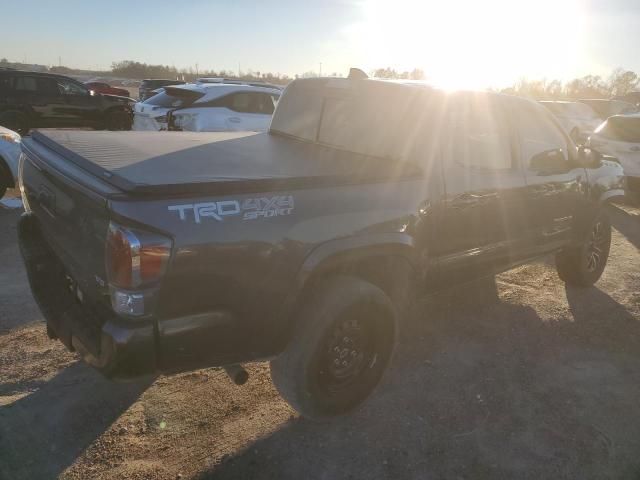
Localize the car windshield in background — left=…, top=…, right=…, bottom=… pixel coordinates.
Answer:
left=144, top=88, right=203, bottom=108
left=598, top=116, right=640, bottom=143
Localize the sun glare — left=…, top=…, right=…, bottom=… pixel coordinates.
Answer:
left=349, top=0, right=587, bottom=90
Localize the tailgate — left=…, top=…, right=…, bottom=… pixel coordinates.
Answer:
left=20, top=137, right=117, bottom=304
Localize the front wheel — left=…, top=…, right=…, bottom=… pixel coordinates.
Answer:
left=270, top=276, right=397, bottom=419
left=556, top=210, right=611, bottom=286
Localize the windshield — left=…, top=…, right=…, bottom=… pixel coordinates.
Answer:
left=597, top=116, right=640, bottom=142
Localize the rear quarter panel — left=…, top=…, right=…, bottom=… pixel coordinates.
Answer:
left=110, top=177, right=431, bottom=356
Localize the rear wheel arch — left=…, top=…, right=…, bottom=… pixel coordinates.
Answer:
left=275, top=238, right=421, bottom=353
left=297, top=236, right=420, bottom=308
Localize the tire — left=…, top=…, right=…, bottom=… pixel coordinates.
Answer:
left=105, top=110, right=132, bottom=131
left=0, top=110, right=29, bottom=136
left=556, top=210, right=611, bottom=287
left=270, top=275, right=397, bottom=419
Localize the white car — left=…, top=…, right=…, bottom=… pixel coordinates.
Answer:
left=0, top=126, right=20, bottom=198
left=588, top=114, right=640, bottom=202
left=539, top=101, right=602, bottom=144
left=133, top=83, right=281, bottom=132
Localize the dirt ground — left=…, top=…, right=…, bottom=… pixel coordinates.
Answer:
left=1, top=192, right=639, bottom=480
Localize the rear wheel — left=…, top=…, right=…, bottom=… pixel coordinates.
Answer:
left=0, top=110, right=29, bottom=135
left=270, top=276, right=397, bottom=419
left=556, top=210, right=611, bottom=286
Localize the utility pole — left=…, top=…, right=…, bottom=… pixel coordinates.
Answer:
left=238, top=62, right=241, bottom=78
left=319, top=62, right=322, bottom=77
left=58, top=56, right=61, bottom=67
left=195, top=63, right=199, bottom=77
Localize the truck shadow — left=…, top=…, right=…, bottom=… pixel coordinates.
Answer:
left=0, top=362, right=153, bottom=480
left=201, top=276, right=640, bottom=480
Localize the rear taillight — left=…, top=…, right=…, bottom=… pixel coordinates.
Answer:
left=106, top=222, right=171, bottom=316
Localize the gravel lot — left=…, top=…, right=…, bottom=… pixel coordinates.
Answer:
left=1, top=193, right=639, bottom=480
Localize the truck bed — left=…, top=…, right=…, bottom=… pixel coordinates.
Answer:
left=30, top=130, right=421, bottom=196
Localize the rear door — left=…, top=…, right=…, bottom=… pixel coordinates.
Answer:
left=8, top=75, right=67, bottom=127
left=223, top=92, right=277, bottom=131
left=511, top=101, right=587, bottom=253
left=435, top=94, right=529, bottom=284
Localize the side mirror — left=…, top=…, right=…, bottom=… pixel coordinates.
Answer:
left=578, top=145, right=603, bottom=168
left=530, top=148, right=567, bottom=173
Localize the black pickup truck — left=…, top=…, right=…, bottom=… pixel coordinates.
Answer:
left=18, top=77, right=624, bottom=418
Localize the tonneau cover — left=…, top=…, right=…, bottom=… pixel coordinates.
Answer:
left=29, top=130, right=421, bottom=195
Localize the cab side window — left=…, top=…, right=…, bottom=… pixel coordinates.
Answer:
left=13, top=76, right=38, bottom=92
left=514, top=103, right=570, bottom=168
left=57, top=79, right=88, bottom=96
left=450, top=96, right=513, bottom=171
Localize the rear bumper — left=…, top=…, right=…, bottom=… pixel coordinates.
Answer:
left=18, top=213, right=156, bottom=379
left=18, top=213, right=248, bottom=379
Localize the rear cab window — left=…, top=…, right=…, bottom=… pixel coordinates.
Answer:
left=271, top=79, right=435, bottom=163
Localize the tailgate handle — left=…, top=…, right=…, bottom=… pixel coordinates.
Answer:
left=228, top=117, right=242, bottom=123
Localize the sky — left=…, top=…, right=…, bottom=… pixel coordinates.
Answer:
left=2, top=0, right=639, bottom=89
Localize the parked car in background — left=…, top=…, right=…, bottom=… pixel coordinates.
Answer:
left=85, top=81, right=130, bottom=98
left=139, top=79, right=185, bottom=101
left=579, top=99, right=638, bottom=120
left=196, top=77, right=283, bottom=90
left=0, top=70, right=133, bottom=134
left=588, top=114, right=640, bottom=203
left=539, top=100, right=602, bottom=144
left=0, top=126, right=20, bottom=198
left=133, top=82, right=280, bottom=132
left=614, top=92, right=640, bottom=107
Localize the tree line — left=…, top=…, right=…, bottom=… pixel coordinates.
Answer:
left=2, top=57, right=638, bottom=98
left=372, top=65, right=639, bottom=99
left=109, top=60, right=291, bottom=85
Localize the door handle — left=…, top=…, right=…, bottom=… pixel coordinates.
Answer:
left=228, top=117, right=242, bottom=123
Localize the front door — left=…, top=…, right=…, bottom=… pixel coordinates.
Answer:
left=434, top=93, right=529, bottom=285
left=55, top=78, right=101, bottom=127
left=510, top=101, right=587, bottom=254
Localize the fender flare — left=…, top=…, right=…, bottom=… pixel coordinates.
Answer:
left=272, top=232, right=420, bottom=352
left=295, top=232, right=419, bottom=291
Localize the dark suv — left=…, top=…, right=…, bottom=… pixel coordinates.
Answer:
left=139, top=79, right=185, bottom=101
left=0, top=70, right=133, bottom=135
